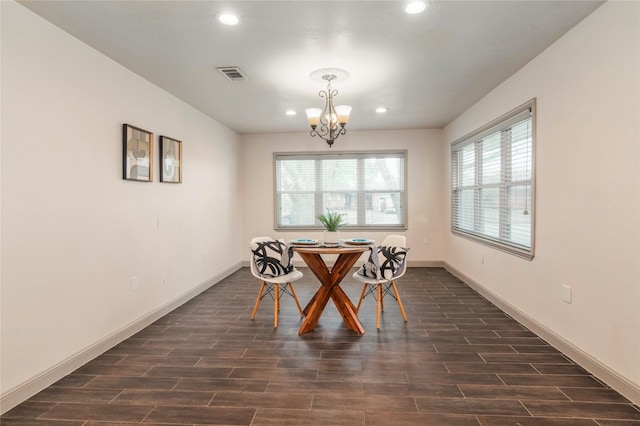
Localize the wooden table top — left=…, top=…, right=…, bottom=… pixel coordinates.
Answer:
left=290, top=244, right=370, bottom=255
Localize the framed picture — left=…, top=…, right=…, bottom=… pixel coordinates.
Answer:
left=159, top=135, right=182, bottom=183
left=123, top=124, right=153, bottom=182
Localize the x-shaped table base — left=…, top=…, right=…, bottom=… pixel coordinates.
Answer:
left=293, top=246, right=369, bottom=335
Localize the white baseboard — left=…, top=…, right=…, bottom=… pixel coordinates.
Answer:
left=0, top=262, right=242, bottom=415
left=407, top=260, right=446, bottom=268
left=444, top=262, right=640, bottom=406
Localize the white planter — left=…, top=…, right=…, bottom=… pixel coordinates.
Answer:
left=323, top=230, right=340, bottom=244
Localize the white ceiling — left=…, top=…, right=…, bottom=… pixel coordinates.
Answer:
left=19, top=0, right=604, bottom=134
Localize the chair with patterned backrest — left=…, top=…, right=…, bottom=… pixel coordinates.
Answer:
left=352, top=234, right=409, bottom=329
left=249, top=236, right=304, bottom=327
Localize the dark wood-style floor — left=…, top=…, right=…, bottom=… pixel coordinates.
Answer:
left=3, top=267, right=639, bottom=425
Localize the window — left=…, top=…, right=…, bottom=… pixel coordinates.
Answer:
left=275, top=151, right=407, bottom=230
left=451, top=100, right=535, bottom=259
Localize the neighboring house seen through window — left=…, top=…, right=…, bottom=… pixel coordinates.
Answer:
left=275, top=151, right=407, bottom=230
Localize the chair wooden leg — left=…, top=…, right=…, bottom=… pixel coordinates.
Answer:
left=273, top=283, right=279, bottom=328
left=356, top=283, right=368, bottom=314
left=376, top=284, right=382, bottom=329
left=391, top=281, right=407, bottom=322
left=251, top=281, right=266, bottom=320
left=288, top=283, right=304, bottom=316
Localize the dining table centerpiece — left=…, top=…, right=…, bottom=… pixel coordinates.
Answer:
left=316, top=210, right=347, bottom=244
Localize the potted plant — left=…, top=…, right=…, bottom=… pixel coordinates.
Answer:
left=316, top=210, right=347, bottom=244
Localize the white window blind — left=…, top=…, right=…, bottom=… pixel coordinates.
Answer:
left=275, top=151, right=407, bottom=229
left=451, top=100, right=535, bottom=259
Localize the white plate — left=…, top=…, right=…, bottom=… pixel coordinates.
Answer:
left=345, top=238, right=373, bottom=245
left=290, top=239, right=319, bottom=245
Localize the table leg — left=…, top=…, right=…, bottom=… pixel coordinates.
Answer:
left=303, top=291, right=318, bottom=316
left=330, top=285, right=365, bottom=335
left=298, top=284, right=333, bottom=334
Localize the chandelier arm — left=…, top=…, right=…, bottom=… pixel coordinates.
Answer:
left=319, top=89, right=339, bottom=128
left=318, top=91, right=330, bottom=128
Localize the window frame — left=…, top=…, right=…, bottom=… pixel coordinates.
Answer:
left=274, top=150, right=408, bottom=231
left=451, top=99, right=536, bottom=260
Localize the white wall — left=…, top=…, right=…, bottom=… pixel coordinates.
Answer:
left=1, top=1, right=243, bottom=406
left=241, top=129, right=445, bottom=265
left=444, top=1, right=639, bottom=401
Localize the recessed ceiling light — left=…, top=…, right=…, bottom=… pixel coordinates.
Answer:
left=405, top=1, right=427, bottom=14
left=376, top=107, right=388, bottom=113
left=285, top=110, right=296, bottom=116
left=218, top=13, right=239, bottom=25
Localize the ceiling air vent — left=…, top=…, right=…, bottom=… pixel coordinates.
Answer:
left=216, top=67, right=247, bottom=82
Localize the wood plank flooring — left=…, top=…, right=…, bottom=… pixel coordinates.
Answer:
left=3, top=267, right=639, bottom=425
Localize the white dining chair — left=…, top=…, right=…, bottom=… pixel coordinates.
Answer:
left=352, top=234, right=409, bottom=329
left=249, top=236, right=304, bottom=327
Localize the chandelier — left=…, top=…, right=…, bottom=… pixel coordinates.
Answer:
left=305, top=68, right=352, bottom=148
